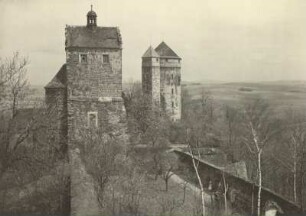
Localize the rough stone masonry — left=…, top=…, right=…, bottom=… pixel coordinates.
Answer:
left=44, top=7, right=127, bottom=215
left=142, top=42, right=182, bottom=121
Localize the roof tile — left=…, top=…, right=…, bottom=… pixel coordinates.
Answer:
left=65, top=26, right=122, bottom=49
left=142, top=46, right=159, bottom=58
left=155, top=41, right=180, bottom=59
left=45, top=64, right=67, bottom=89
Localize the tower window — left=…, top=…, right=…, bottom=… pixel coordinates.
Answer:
left=80, top=54, right=88, bottom=63
left=171, top=89, right=174, bottom=95
left=103, top=54, right=110, bottom=64
left=88, top=111, right=98, bottom=127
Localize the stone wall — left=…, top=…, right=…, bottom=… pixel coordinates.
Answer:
left=142, top=58, right=160, bottom=105
left=45, top=88, right=68, bottom=151
left=160, top=59, right=181, bottom=121
left=174, top=149, right=302, bottom=215
left=66, top=48, right=122, bottom=98
left=70, top=148, right=101, bottom=216
left=67, top=99, right=126, bottom=147
left=66, top=46, right=126, bottom=148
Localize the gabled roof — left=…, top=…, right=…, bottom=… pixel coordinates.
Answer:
left=142, top=46, right=159, bottom=58
left=45, top=64, right=67, bottom=89
left=65, top=26, right=122, bottom=49
left=155, top=41, right=180, bottom=59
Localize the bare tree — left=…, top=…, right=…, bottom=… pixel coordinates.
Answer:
left=222, top=171, right=229, bottom=215
left=0, top=52, right=30, bottom=180
left=182, top=90, right=217, bottom=216
left=0, top=52, right=29, bottom=117
left=79, top=129, right=123, bottom=207
left=159, top=153, right=178, bottom=192
left=223, top=105, right=240, bottom=161
left=241, top=98, right=279, bottom=216
left=272, top=110, right=306, bottom=204
left=187, top=129, right=206, bottom=216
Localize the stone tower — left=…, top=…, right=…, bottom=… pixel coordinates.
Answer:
left=45, top=6, right=126, bottom=149
left=142, top=46, right=160, bottom=106
left=141, top=42, right=182, bottom=121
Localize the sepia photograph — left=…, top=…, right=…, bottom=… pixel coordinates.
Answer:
left=0, top=0, right=305, bottom=215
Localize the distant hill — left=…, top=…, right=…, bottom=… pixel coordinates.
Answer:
left=183, top=80, right=306, bottom=114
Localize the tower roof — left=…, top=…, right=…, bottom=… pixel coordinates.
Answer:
left=87, top=10, right=97, bottom=17
left=45, top=64, right=67, bottom=89
left=155, top=41, right=180, bottom=59
left=87, top=7, right=97, bottom=17
left=65, top=26, right=122, bottom=49
left=142, top=46, right=159, bottom=58
left=87, top=5, right=97, bottom=27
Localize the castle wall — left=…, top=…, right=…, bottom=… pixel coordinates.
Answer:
left=65, top=47, right=125, bottom=147
left=67, top=99, right=126, bottom=147
left=45, top=88, right=68, bottom=151
left=142, top=58, right=160, bottom=105
left=160, top=59, right=181, bottom=121
left=66, top=48, right=122, bottom=99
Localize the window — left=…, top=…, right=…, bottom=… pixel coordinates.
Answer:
left=171, top=89, right=174, bottom=95
left=172, top=102, right=174, bottom=108
left=80, top=54, right=87, bottom=63
left=156, top=58, right=159, bottom=62
left=88, top=112, right=98, bottom=127
left=171, top=74, right=174, bottom=80
left=103, top=54, right=110, bottom=63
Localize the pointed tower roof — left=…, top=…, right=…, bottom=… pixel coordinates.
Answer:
left=142, top=46, right=159, bottom=58
left=155, top=41, right=180, bottom=59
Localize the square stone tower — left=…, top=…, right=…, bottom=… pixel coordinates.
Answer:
left=142, top=46, right=161, bottom=106
left=45, top=6, right=126, bottom=149
left=142, top=42, right=181, bottom=121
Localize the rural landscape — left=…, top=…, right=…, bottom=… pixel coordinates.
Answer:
left=1, top=0, right=306, bottom=216
left=0, top=67, right=305, bottom=215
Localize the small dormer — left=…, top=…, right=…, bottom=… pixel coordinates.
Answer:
left=87, top=5, right=97, bottom=27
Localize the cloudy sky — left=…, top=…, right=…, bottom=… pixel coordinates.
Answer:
left=1, top=0, right=306, bottom=85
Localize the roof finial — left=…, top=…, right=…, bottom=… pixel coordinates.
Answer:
left=91, top=4, right=93, bottom=11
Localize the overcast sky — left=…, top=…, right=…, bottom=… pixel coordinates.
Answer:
left=1, top=0, right=306, bottom=85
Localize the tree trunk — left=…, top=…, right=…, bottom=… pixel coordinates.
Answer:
left=257, top=151, right=262, bottom=216
left=189, top=146, right=206, bottom=216
left=165, top=178, right=168, bottom=192
left=302, top=172, right=305, bottom=211
left=251, top=184, right=255, bottom=215
left=293, top=160, right=297, bottom=203
left=222, top=172, right=228, bottom=215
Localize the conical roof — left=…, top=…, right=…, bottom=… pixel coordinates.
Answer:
left=155, top=41, right=180, bottom=59
left=142, top=46, right=159, bottom=58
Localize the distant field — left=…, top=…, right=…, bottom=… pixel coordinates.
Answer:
left=183, top=81, right=306, bottom=114
left=30, top=81, right=306, bottom=114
